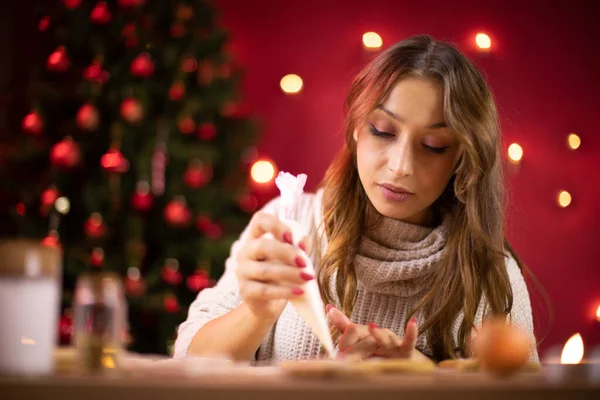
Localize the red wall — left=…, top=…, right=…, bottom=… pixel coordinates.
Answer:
left=215, top=0, right=600, bottom=356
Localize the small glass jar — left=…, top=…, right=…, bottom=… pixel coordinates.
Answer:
left=73, top=272, right=126, bottom=374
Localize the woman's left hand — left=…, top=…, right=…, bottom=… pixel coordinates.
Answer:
left=326, top=304, right=421, bottom=360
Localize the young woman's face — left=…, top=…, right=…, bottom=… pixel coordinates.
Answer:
left=356, top=76, right=462, bottom=225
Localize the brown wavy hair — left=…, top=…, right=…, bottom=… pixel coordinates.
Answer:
left=317, top=35, right=516, bottom=361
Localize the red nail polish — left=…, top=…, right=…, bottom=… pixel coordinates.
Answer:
left=410, top=317, right=417, bottom=324
left=326, top=304, right=333, bottom=313
left=291, top=287, right=304, bottom=296
left=295, top=256, right=306, bottom=268
left=300, top=272, right=314, bottom=281
left=299, top=242, right=306, bottom=251
left=369, top=322, right=379, bottom=329
left=283, top=232, right=293, bottom=244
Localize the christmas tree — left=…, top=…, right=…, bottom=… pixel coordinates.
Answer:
left=2, top=0, right=260, bottom=354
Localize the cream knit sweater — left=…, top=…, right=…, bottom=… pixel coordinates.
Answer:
left=174, top=190, right=539, bottom=363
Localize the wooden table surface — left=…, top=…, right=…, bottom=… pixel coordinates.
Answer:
left=2, top=367, right=600, bottom=400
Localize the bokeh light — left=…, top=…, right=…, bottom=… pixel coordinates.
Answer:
left=508, top=143, right=523, bottom=163
left=476, top=33, right=491, bottom=49
left=251, top=160, right=276, bottom=184
left=557, top=190, right=572, bottom=208
left=280, top=74, right=303, bottom=94
left=362, top=32, right=383, bottom=49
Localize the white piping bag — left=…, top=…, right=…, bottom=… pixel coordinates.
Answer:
left=275, top=172, right=336, bottom=358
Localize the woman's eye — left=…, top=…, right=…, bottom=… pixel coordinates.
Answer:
left=368, top=123, right=394, bottom=138
left=423, top=144, right=449, bottom=154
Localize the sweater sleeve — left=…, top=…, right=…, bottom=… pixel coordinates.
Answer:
left=172, top=197, right=280, bottom=359
left=505, top=254, right=540, bottom=363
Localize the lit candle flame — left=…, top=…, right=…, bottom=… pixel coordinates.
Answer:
left=560, top=333, right=584, bottom=364
left=596, top=305, right=600, bottom=322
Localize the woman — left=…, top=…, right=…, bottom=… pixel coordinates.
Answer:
left=174, top=34, right=538, bottom=364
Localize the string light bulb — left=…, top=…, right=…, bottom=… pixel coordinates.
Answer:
left=251, top=160, right=276, bottom=184
left=475, top=33, right=491, bottom=50
left=280, top=74, right=303, bottom=94
left=54, top=197, right=70, bottom=215
left=567, top=133, right=581, bottom=150
left=557, top=190, right=572, bottom=208
left=508, top=143, right=523, bottom=163
left=362, top=32, right=383, bottom=50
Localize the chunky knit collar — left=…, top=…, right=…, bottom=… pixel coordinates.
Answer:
left=354, top=204, right=448, bottom=297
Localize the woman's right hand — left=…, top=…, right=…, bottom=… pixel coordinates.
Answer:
left=235, top=212, right=313, bottom=321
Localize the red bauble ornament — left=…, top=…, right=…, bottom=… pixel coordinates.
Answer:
left=178, top=117, right=195, bottom=135
left=131, top=181, right=153, bottom=212
left=239, top=193, right=258, bottom=213
left=85, top=213, right=105, bottom=238
left=206, top=222, right=223, bottom=240
left=22, top=111, right=43, bottom=135
left=163, top=295, right=180, bottom=313
left=38, top=16, right=50, bottom=32
left=16, top=203, right=26, bottom=216
left=197, top=61, right=214, bottom=85
left=181, top=58, right=198, bottom=73
left=184, top=161, right=212, bottom=189
left=218, top=62, right=233, bottom=79
left=130, top=53, right=154, bottom=77
left=76, top=103, right=99, bottom=131
left=164, top=198, right=191, bottom=228
left=221, top=101, right=248, bottom=118
left=197, top=122, right=216, bottom=140
left=118, top=0, right=145, bottom=7
left=161, top=260, right=182, bottom=285
left=186, top=270, right=211, bottom=292
left=90, top=2, right=111, bottom=24
left=170, top=24, right=186, bottom=38
left=101, top=148, right=129, bottom=173
left=195, top=215, right=212, bottom=233
left=41, top=187, right=59, bottom=208
left=124, top=273, right=146, bottom=297
left=47, top=47, right=69, bottom=72
left=120, top=98, right=143, bottom=124
left=63, top=0, right=81, bottom=9
left=58, top=311, right=73, bottom=346
left=50, top=138, right=81, bottom=169
left=168, top=82, right=185, bottom=101
left=121, top=23, right=138, bottom=48
left=83, top=63, right=109, bottom=84
left=90, top=247, right=104, bottom=267
left=176, top=5, right=193, bottom=20
left=42, top=231, right=60, bottom=248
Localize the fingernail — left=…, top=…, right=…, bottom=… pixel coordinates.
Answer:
left=410, top=317, right=417, bottom=324
left=300, top=272, right=314, bottom=281
left=295, top=255, right=306, bottom=268
left=291, top=287, right=304, bottom=296
left=369, top=322, right=379, bottom=329
left=283, top=232, right=293, bottom=244
left=326, top=304, right=334, bottom=313
left=299, top=242, right=306, bottom=251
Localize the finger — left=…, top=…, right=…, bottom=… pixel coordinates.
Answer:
left=399, top=317, right=418, bottom=352
left=247, top=212, right=294, bottom=244
left=368, top=323, right=395, bottom=351
left=238, top=260, right=314, bottom=285
left=241, top=237, right=306, bottom=268
left=338, top=323, right=367, bottom=352
left=342, top=336, right=377, bottom=359
left=298, top=235, right=313, bottom=253
left=327, top=305, right=352, bottom=333
left=240, top=280, right=304, bottom=301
